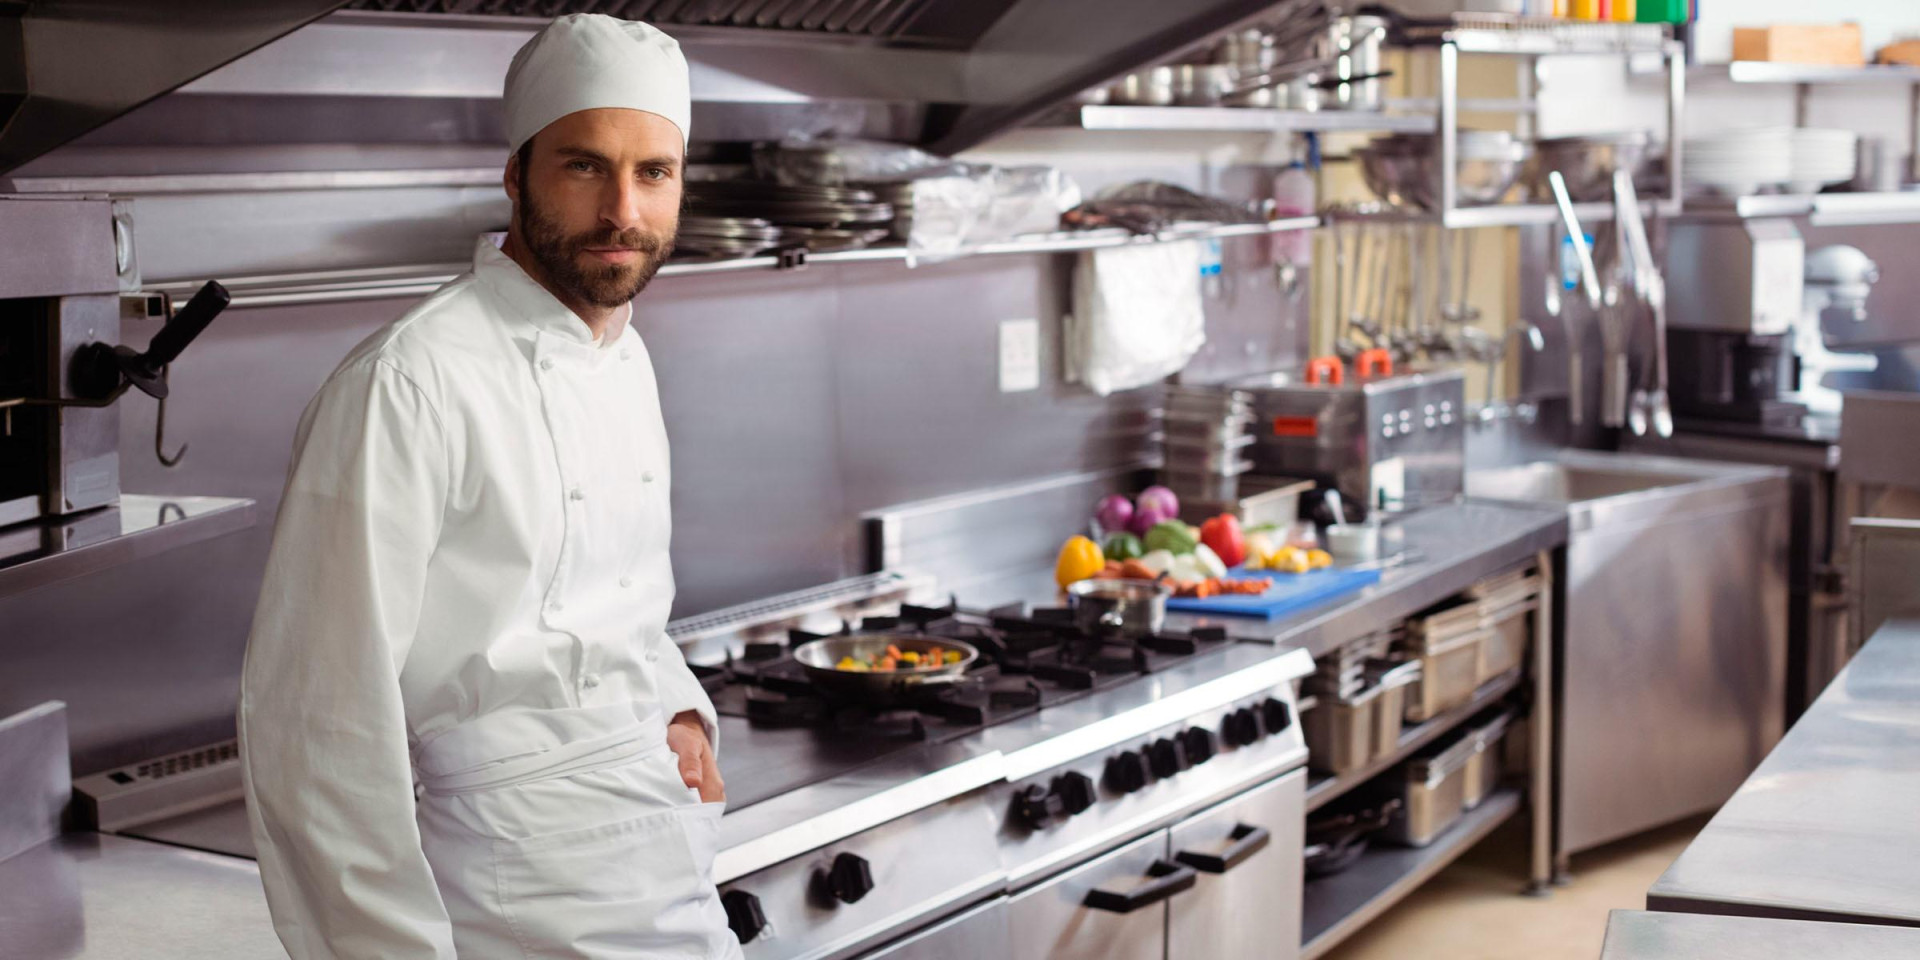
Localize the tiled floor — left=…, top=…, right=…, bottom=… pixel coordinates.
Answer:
left=1317, top=814, right=1707, bottom=960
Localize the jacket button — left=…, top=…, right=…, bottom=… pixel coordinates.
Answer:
left=581, top=674, right=600, bottom=690
left=620, top=348, right=632, bottom=361
left=569, top=487, right=585, bottom=501
left=646, top=651, right=660, bottom=663
left=539, top=358, right=554, bottom=371
left=548, top=602, right=563, bottom=615
left=619, top=576, right=634, bottom=589
left=642, top=471, right=655, bottom=484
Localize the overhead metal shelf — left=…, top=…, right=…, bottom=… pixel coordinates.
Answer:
left=150, top=217, right=1324, bottom=309
left=1677, top=191, right=1920, bottom=226
left=1058, top=105, right=1436, bottom=134
left=1329, top=200, right=1671, bottom=229
left=0, top=495, right=256, bottom=602
left=1693, top=61, right=1920, bottom=85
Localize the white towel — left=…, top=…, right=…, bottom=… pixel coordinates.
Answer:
left=1068, top=239, right=1206, bottom=396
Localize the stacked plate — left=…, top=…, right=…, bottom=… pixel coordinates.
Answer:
left=677, top=217, right=783, bottom=259
left=1786, top=128, right=1857, bottom=194
left=1683, top=127, right=1792, bottom=198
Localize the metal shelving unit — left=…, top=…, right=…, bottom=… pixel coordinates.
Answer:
left=1336, top=19, right=1683, bottom=229
left=1677, top=190, right=1920, bottom=226
left=149, top=217, right=1322, bottom=309
left=0, top=495, right=256, bottom=601
left=1061, top=104, right=1436, bottom=135
left=1302, top=788, right=1525, bottom=960
left=1305, top=670, right=1524, bottom=813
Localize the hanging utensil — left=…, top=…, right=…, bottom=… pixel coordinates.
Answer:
left=1614, top=170, right=1674, bottom=438
left=1548, top=172, right=1597, bottom=426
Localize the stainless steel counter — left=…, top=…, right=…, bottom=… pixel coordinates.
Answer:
left=1601, top=910, right=1920, bottom=959
left=717, top=499, right=1566, bottom=880
left=0, top=833, right=283, bottom=959
left=1648, top=617, right=1920, bottom=926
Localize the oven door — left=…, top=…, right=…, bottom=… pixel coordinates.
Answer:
left=1006, top=830, right=1190, bottom=960
left=858, top=897, right=1010, bottom=959
left=1166, top=768, right=1306, bottom=960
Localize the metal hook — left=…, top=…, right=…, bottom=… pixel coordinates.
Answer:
left=155, top=365, right=187, bottom=468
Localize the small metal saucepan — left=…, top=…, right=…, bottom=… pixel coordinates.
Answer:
left=1067, top=578, right=1172, bottom=640
left=791, top=633, right=978, bottom=703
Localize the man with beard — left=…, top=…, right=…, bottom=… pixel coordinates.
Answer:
left=238, top=15, right=740, bottom=959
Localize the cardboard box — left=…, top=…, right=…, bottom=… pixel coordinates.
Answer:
left=1732, top=24, right=1864, bottom=66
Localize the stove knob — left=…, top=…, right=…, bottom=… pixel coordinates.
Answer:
left=722, top=889, right=768, bottom=943
left=1054, top=771, right=1097, bottom=815
left=1179, top=726, right=1216, bottom=764
left=819, top=852, right=874, bottom=905
left=1261, top=697, right=1294, bottom=734
left=1146, top=737, right=1189, bottom=779
left=1222, top=708, right=1260, bottom=746
left=1015, top=782, right=1066, bottom=829
left=1103, top=750, right=1149, bottom=794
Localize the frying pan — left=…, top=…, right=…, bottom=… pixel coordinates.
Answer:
left=791, top=633, right=979, bottom=702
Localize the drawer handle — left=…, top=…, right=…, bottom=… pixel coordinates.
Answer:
left=1082, top=860, right=1198, bottom=914
left=1173, top=823, right=1271, bottom=874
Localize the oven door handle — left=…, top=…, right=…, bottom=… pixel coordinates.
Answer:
left=1173, top=823, right=1271, bottom=874
left=1083, top=859, right=1198, bottom=913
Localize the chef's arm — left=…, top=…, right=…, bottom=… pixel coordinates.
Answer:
left=239, top=359, right=456, bottom=960
left=653, top=630, right=719, bottom=751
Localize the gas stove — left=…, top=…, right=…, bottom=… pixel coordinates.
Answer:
left=695, top=597, right=1237, bottom=807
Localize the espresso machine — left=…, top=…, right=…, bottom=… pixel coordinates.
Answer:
left=0, top=194, right=228, bottom=529
left=1662, top=218, right=1808, bottom=428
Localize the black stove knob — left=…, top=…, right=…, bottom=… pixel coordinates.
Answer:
left=1179, top=726, right=1216, bottom=764
left=1261, top=697, right=1294, bottom=734
left=1015, top=782, right=1066, bottom=828
left=1146, top=737, right=1189, bottom=779
left=1054, top=771, right=1097, bottom=815
left=1104, top=750, right=1149, bottom=794
left=1222, top=708, right=1261, bottom=747
left=819, top=851, right=874, bottom=904
left=722, top=889, right=767, bottom=943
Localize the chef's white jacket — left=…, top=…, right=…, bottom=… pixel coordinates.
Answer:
left=239, top=237, right=731, bottom=959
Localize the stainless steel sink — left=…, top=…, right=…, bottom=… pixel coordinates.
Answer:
left=1467, top=450, right=1790, bottom=875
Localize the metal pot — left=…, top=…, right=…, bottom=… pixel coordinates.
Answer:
left=1109, top=66, right=1178, bottom=106
left=1172, top=64, right=1236, bottom=106
left=1067, top=578, right=1172, bottom=639
left=1314, top=15, right=1389, bottom=112
left=791, top=633, right=978, bottom=702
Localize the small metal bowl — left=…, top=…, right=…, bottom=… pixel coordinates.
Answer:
left=1357, top=131, right=1531, bottom=210
left=1523, top=132, right=1655, bottom=203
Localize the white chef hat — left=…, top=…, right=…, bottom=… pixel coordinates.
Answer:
left=503, top=14, right=691, bottom=153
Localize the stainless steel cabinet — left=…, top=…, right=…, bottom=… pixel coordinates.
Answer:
left=1007, top=831, right=1182, bottom=960
left=1167, top=770, right=1306, bottom=960
left=860, top=898, right=1011, bottom=959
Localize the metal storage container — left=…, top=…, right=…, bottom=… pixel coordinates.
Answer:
left=1478, top=598, right=1535, bottom=685
left=1303, top=684, right=1380, bottom=775
left=1366, top=660, right=1423, bottom=757
left=1401, top=627, right=1486, bottom=723
left=1384, top=733, right=1479, bottom=846
left=1463, top=711, right=1515, bottom=810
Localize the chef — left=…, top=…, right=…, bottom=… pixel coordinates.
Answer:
left=238, top=14, right=740, bottom=959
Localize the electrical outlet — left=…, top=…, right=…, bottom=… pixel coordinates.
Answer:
left=999, top=318, right=1040, bottom=393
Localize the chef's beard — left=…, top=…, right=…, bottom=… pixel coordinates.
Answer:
left=515, top=177, right=676, bottom=310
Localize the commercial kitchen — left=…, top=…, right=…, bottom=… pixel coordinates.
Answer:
left=5, top=1, right=1920, bottom=958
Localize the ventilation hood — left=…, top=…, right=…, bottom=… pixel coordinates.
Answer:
left=124, top=0, right=1279, bottom=160
left=0, top=1, right=351, bottom=174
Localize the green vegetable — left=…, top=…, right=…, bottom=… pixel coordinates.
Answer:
left=1103, top=532, right=1145, bottom=561
left=1144, top=521, right=1200, bottom=556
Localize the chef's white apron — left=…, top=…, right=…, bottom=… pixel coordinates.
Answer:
left=411, top=706, right=740, bottom=959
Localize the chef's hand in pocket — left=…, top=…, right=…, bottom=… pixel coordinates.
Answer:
left=667, top=711, right=725, bottom=803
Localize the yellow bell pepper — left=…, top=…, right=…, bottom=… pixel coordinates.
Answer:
left=1055, top=535, right=1107, bottom=588
left=1307, top=549, right=1333, bottom=570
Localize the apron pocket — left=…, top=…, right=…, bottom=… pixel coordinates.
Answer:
left=493, top=808, right=719, bottom=959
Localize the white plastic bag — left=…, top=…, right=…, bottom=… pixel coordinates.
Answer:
left=1067, top=240, right=1207, bottom=396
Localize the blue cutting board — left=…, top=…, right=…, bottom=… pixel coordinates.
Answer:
left=1163, top=566, right=1381, bottom=620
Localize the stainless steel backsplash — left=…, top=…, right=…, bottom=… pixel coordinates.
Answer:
left=0, top=233, right=1307, bottom=774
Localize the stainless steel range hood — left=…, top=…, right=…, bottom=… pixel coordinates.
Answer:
left=0, top=1, right=349, bottom=174
left=167, top=0, right=1284, bottom=155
